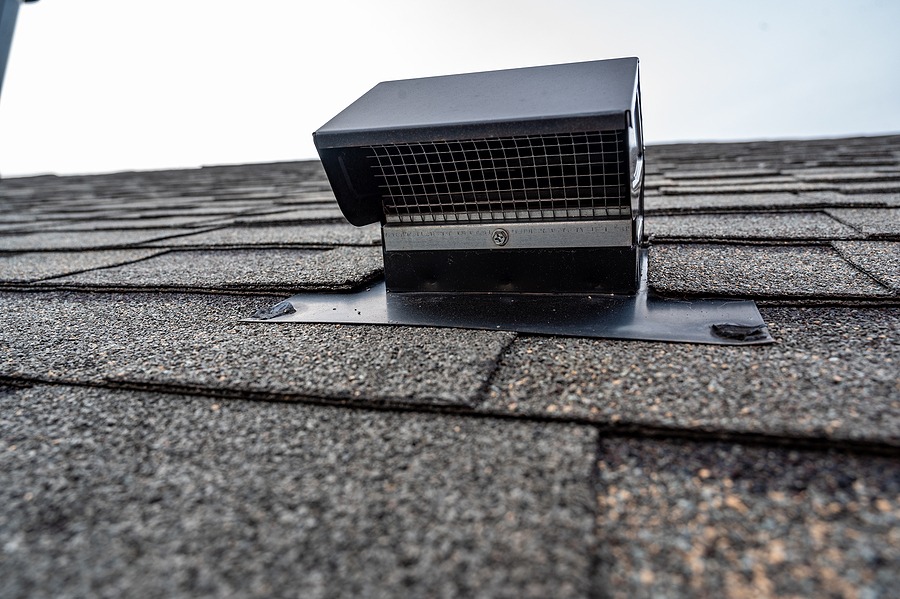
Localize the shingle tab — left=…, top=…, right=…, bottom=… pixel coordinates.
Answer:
left=44, top=247, right=383, bottom=293
left=485, top=307, right=900, bottom=443
left=803, top=190, right=900, bottom=208
left=646, top=212, right=860, bottom=241
left=663, top=168, right=781, bottom=180
left=230, top=207, right=345, bottom=224
left=649, top=244, right=891, bottom=298
left=144, top=224, right=381, bottom=248
left=0, top=292, right=514, bottom=408
left=826, top=208, right=900, bottom=238
left=645, top=192, right=898, bottom=214
left=0, top=229, right=203, bottom=251
left=659, top=182, right=835, bottom=195
left=836, top=181, right=900, bottom=194
left=792, top=171, right=900, bottom=183
left=40, top=216, right=227, bottom=231
left=0, top=250, right=164, bottom=283
left=833, top=241, right=900, bottom=291
left=0, top=385, right=596, bottom=598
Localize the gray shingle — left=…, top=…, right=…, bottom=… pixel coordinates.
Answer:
left=833, top=241, right=900, bottom=291
left=44, top=247, right=383, bottom=293
left=594, top=438, right=900, bottom=598
left=646, top=212, right=860, bottom=241
left=804, top=190, right=900, bottom=207
left=645, top=193, right=817, bottom=213
left=271, top=192, right=338, bottom=205
left=0, top=230, right=202, bottom=252
left=3, top=134, right=900, bottom=598
left=143, top=224, right=381, bottom=248
left=645, top=192, right=898, bottom=214
left=826, top=208, right=900, bottom=237
left=782, top=166, right=900, bottom=176
left=648, top=244, right=891, bottom=298
left=0, top=292, right=513, bottom=408
left=659, top=183, right=835, bottom=195
left=837, top=181, right=900, bottom=194
left=230, top=207, right=346, bottom=224
left=40, top=216, right=227, bottom=231
left=0, top=250, right=165, bottom=283
left=0, top=385, right=596, bottom=598
left=661, top=176, right=799, bottom=186
left=484, top=307, right=900, bottom=444
left=663, top=168, right=781, bottom=180
left=793, top=171, right=900, bottom=183
left=117, top=205, right=261, bottom=218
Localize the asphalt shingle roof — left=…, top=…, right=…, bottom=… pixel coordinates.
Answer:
left=2, top=385, right=596, bottom=598
left=1, top=134, right=898, bottom=597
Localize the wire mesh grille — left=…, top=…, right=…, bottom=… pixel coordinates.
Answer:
left=368, top=130, right=629, bottom=224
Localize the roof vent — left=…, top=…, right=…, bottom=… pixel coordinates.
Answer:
left=247, top=59, right=773, bottom=346
left=314, top=58, right=644, bottom=294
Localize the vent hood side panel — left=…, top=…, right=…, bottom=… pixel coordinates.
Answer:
left=314, top=140, right=383, bottom=227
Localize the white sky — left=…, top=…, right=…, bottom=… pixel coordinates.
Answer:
left=1, top=0, right=898, bottom=177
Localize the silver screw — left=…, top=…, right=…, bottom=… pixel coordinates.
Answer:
left=492, top=228, right=510, bottom=246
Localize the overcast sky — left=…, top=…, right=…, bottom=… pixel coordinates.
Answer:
left=1, top=0, right=898, bottom=177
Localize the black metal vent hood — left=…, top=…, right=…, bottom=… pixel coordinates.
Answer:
left=314, top=58, right=645, bottom=295
left=246, top=59, right=772, bottom=346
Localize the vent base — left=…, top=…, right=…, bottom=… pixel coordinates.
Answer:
left=244, top=249, right=774, bottom=346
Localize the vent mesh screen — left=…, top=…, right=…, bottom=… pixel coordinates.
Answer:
left=368, top=130, right=629, bottom=224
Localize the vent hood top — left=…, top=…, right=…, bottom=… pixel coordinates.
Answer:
left=314, top=57, right=639, bottom=148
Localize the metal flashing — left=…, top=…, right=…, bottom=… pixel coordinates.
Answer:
left=244, top=249, right=774, bottom=346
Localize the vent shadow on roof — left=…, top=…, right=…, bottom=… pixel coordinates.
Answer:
left=247, top=59, right=773, bottom=345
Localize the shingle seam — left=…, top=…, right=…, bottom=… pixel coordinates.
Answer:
left=17, top=283, right=372, bottom=296
left=233, top=218, right=349, bottom=227
left=649, top=237, right=860, bottom=244
left=824, top=210, right=900, bottom=241
left=144, top=242, right=376, bottom=250
left=648, top=209, right=830, bottom=217
left=658, top=185, right=838, bottom=195
left=824, top=209, right=873, bottom=235
left=661, top=170, right=782, bottom=180
left=2, top=374, right=898, bottom=458
left=587, top=435, right=610, bottom=599
left=831, top=241, right=900, bottom=293
left=472, top=333, right=520, bottom=410
left=27, top=221, right=233, bottom=233
left=753, top=297, right=900, bottom=307
left=0, top=227, right=231, bottom=253
left=646, top=290, right=898, bottom=305
left=646, top=203, right=894, bottom=215
left=0, top=380, right=33, bottom=392
left=0, top=286, right=288, bottom=301
left=0, top=375, right=480, bottom=414
left=234, top=202, right=339, bottom=210
left=26, top=249, right=173, bottom=284
left=836, top=184, right=900, bottom=194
